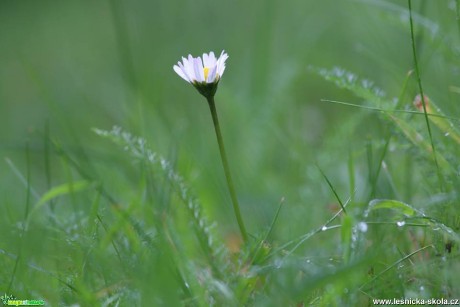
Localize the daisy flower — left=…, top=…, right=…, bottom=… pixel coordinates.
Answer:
left=171, top=50, right=248, bottom=241
left=173, top=50, right=229, bottom=98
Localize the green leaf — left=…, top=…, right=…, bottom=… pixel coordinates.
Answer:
left=36, top=180, right=91, bottom=208
left=367, top=199, right=417, bottom=217
left=25, top=180, right=92, bottom=227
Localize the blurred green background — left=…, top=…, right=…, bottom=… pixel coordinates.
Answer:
left=2, top=0, right=458, bottom=231
left=1, top=0, right=459, bottom=305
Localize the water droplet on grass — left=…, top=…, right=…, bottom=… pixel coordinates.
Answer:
left=321, top=226, right=328, bottom=231
left=273, top=260, right=281, bottom=269
left=358, top=222, right=368, bottom=232
left=396, top=221, right=405, bottom=227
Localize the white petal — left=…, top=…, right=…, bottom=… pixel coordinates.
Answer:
left=193, top=57, right=204, bottom=82
left=207, top=65, right=217, bottom=83
left=179, top=60, right=190, bottom=78
left=219, top=65, right=226, bottom=77
left=203, top=52, right=210, bottom=68
left=181, top=56, right=189, bottom=69
left=178, top=61, right=192, bottom=83
left=181, top=57, right=191, bottom=78
left=173, top=64, right=189, bottom=82
left=209, top=52, right=216, bottom=66
left=217, top=51, right=227, bottom=64
left=186, top=55, right=196, bottom=81
left=216, top=51, right=228, bottom=77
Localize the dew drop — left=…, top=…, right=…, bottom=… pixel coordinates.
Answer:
left=396, top=221, right=405, bottom=227
left=358, top=222, right=368, bottom=233
left=445, top=132, right=450, bottom=137
left=274, top=259, right=283, bottom=269
left=321, top=226, right=328, bottom=231
left=351, top=233, right=357, bottom=243
left=381, top=161, right=387, bottom=170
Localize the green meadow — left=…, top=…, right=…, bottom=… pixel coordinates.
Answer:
left=1, top=0, right=459, bottom=305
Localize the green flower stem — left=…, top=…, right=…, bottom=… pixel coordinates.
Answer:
left=206, top=96, right=248, bottom=242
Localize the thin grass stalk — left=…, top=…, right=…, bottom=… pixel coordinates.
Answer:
left=408, top=0, right=444, bottom=191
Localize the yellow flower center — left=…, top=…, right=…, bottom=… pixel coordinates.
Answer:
left=203, top=67, right=209, bottom=81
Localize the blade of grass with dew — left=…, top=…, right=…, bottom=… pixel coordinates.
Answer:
left=415, top=216, right=460, bottom=244
left=365, top=199, right=460, bottom=244
left=359, top=244, right=433, bottom=291
left=366, top=199, right=417, bottom=217
left=275, top=194, right=353, bottom=261
left=316, top=164, right=347, bottom=214
left=290, top=256, right=374, bottom=301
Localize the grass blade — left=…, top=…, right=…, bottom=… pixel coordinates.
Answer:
left=408, top=0, right=443, bottom=191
